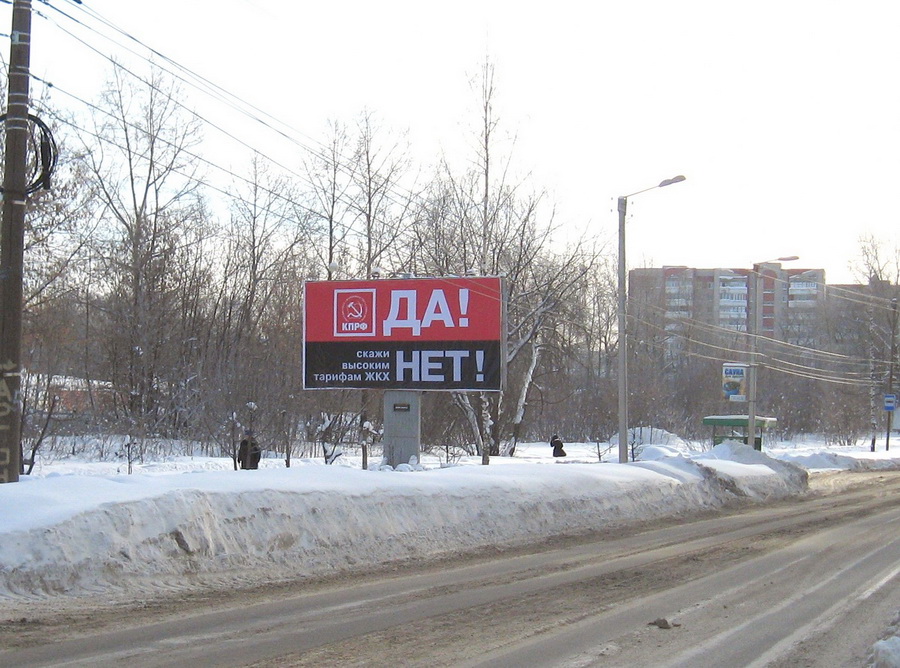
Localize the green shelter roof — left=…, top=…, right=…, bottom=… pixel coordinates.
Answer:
left=702, top=415, right=777, bottom=428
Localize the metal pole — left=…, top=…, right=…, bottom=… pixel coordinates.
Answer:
left=746, top=259, right=798, bottom=450
left=0, top=0, right=33, bottom=483
left=886, top=298, right=898, bottom=451
left=617, top=196, right=628, bottom=464
left=746, top=265, right=758, bottom=450
left=870, top=293, right=878, bottom=452
left=614, top=176, right=684, bottom=464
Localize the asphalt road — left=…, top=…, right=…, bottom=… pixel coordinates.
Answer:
left=1, top=471, right=899, bottom=667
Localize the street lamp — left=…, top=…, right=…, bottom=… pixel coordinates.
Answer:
left=746, top=256, right=798, bottom=450
left=617, top=175, right=685, bottom=464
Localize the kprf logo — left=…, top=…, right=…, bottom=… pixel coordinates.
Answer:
left=334, top=289, right=376, bottom=337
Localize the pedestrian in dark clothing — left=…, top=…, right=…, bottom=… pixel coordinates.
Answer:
left=238, top=430, right=261, bottom=469
left=550, top=434, right=566, bottom=458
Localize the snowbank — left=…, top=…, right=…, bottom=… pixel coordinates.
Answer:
left=0, top=442, right=811, bottom=601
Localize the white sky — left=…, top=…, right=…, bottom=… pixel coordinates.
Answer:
left=10, top=1, right=900, bottom=283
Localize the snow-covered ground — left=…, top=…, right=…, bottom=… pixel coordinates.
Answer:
left=2, top=434, right=900, bottom=665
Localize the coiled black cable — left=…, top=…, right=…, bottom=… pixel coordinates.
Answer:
left=0, top=112, right=59, bottom=194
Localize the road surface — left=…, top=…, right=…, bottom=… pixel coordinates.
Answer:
left=1, top=471, right=898, bottom=667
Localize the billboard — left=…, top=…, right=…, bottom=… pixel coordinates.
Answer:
left=303, top=276, right=506, bottom=391
left=722, top=363, right=748, bottom=402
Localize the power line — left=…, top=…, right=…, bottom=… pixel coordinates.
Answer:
left=27, top=4, right=444, bottom=282
left=36, top=0, right=425, bottom=212
left=635, top=325, right=873, bottom=388
left=36, top=76, right=373, bottom=244
left=633, top=299, right=880, bottom=368
left=33, top=82, right=516, bottom=311
left=631, top=304, right=888, bottom=387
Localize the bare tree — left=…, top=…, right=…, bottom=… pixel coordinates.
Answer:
left=412, top=58, right=601, bottom=460
left=303, top=120, right=355, bottom=278
left=84, top=65, right=207, bottom=437
left=854, top=234, right=900, bottom=286
left=201, top=154, right=314, bottom=448
left=349, top=111, right=416, bottom=278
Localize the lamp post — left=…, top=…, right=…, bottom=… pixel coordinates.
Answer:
left=617, top=175, right=685, bottom=464
left=746, top=256, right=798, bottom=450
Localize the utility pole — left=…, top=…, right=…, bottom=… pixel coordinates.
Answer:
left=0, top=0, right=33, bottom=483
left=746, top=265, right=760, bottom=451
left=869, top=288, right=879, bottom=452
left=886, top=298, right=898, bottom=451
left=616, top=195, right=628, bottom=464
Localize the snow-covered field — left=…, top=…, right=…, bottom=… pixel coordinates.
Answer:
left=2, top=435, right=900, bottom=664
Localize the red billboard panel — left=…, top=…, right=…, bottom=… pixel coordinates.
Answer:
left=303, top=277, right=505, bottom=391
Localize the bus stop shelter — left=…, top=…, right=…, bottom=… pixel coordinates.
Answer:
left=702, top=414, right=777, bottom=451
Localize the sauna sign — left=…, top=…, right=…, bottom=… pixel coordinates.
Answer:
left=722, top=363, right=748, bottom=402
left=303, top=277, right=505, bottom=391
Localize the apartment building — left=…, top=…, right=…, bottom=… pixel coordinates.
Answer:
left=629, top=263, right=826, bottom=345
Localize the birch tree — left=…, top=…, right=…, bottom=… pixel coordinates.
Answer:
left=414, top=58, right=600, bottom=460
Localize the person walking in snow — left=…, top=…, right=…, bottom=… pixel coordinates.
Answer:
left=550, top=434, right=567, bottom=458
left=238, top=430, right=261, bottom=469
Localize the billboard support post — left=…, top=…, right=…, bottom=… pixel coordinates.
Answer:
left=383, top=390, right=421, bottom=468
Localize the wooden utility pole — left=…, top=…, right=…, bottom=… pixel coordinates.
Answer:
left=0, top=0, right=33, bottom=483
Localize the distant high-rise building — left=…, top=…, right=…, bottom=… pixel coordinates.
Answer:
left=629, top=264, right=826, bottom=347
